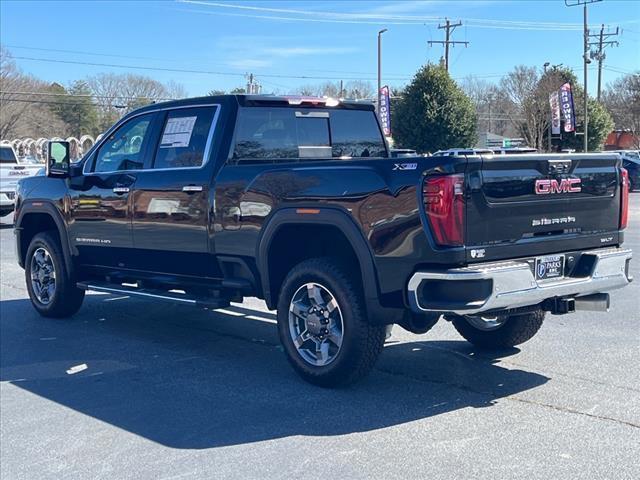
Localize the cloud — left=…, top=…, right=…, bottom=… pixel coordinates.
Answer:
left=262, top=46, right=358, bottom=57
left=227, top=59, right=272, bottom=69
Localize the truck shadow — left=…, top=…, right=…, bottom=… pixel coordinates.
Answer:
left=0, top=295, right=549, bottom=450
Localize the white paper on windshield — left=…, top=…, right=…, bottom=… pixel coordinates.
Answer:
left=159, top=116, right=197, bottom=148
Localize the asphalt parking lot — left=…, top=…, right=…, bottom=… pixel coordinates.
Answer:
left=1, top=195, right=639, bottom=480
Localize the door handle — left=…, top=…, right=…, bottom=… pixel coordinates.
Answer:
left=182, top=185, right=203, bottom=193
left=112, top=187, right=130, bottom=194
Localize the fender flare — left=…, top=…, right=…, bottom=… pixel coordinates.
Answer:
left=257, top=207, right=380, bottom=310
left=15, top=201, right=74, bottom=274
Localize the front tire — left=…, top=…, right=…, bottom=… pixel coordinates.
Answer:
left=25, top=231, right=85, bottom=318
left=277, top=258, right=386, bottom=387
left=451, top=310, right=545, bottom=349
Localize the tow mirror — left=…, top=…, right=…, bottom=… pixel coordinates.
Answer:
left=47, top=141, right=70, bottom=178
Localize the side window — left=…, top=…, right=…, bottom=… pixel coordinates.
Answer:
left=94, top=114, right=153, bottom=172
left=330, top=110, right=387, bottom=158
left=153, top=107, right=216, bottom=169
left=231, top=107, right=387, bottom=164
left=233, top=107, right=297, bottom=162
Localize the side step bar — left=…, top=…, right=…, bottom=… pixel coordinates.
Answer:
left=77, top=281, right=230, bottom=309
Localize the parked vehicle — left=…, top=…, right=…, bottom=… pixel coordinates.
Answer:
left=14, top=95, right=633, bottom=386
left=390, top=148, right=417, bottom=158
left=432, top=148, right=494, bottom=156
left=0, top=145, right=42, bottom=217
left=492, top=147, right=538, bottom=155
left=611, top=150, right=639, bottom=191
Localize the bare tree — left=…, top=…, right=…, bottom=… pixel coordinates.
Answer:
left=460, top=76, right=513, bottom=137
left=1, top=46, right=68, bottom=139
left=602, top=72, right=640, bottom=148
left=498, top=66, right=570, bottom=150
left=86, top=73, right=186, bottom=132
left=344, top=80, right=374, bottom=100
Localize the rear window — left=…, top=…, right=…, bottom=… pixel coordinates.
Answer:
left=231, top=107, right=387, bottom=163
left=0, top=146, right=17, bottom=164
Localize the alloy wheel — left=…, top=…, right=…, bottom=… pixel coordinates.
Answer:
left=30, top=247, right=56, bottom=305
left=288, top=282, right=344, bottom=366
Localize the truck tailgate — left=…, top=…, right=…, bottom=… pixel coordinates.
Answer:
left=466, top=154, right=623, bottom=260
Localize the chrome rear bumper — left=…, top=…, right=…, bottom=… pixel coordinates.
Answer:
left=407, top=247, right=633, bottom=315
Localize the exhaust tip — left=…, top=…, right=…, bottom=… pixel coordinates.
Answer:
left=574, top=293, right=610, bottom=312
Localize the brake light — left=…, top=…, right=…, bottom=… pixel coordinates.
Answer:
left=423, top=174, right=465, bottom=246
left=620, top=168, right=629, bottom=229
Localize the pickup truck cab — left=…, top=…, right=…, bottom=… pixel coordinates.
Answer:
left=14, top=95, right=633, bottom=386
left=1, top=145, right=43, bottom=217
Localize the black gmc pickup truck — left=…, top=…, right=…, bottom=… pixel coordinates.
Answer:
left=14, top=95, right=633, bottom=386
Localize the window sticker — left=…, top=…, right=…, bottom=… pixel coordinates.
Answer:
left=159, top=116, right=197, bottom=148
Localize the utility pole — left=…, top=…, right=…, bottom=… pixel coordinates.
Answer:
left=589, top=24, right=619, bottom=101
left=565, top=0, right=602, bottom=152
left=377, top=29, right=387, bottom=117
left=428, top=18, right=469, bottom=72
left=245, top=73, right=261, bottom=94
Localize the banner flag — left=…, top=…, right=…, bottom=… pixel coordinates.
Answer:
left=379, top=85, right=391, bottom=137
left=559, top=83, right=576, bottom=133
left=549, top=90, right=561, bottom=135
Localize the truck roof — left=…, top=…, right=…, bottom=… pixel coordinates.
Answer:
left=130, top=94, right=375, bottom=117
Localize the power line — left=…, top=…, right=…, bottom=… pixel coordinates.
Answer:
left=178, top=1, right=612, bottom=30
left=11, top=55, right=408, bottom=82
left=0, top=90, right=174, bottom=101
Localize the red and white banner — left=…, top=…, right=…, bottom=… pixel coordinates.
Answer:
left=378, top=85, right=391, bottom=137
left=549, top=90, right=561, bottom=135
left=559, top=83, right=575, bottom=133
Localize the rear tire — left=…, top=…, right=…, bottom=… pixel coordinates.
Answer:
left=25, top=231, right=85, bottom=318
left=277, top=258, right=386, bottom=387
left=451, top=310, right=545, bottom=349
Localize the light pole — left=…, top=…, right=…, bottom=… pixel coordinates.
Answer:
left=377, top=28, right=387, bottom=118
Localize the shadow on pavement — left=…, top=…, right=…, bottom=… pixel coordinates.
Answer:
left=0, top=295, right=549, bottom=449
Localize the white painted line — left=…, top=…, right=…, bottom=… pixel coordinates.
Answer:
left=245, top=315, right=277, bottom=324
left=66, top=364, right=88, bottom=375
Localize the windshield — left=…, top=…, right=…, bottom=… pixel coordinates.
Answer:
left=0, top=146, right=17, bottom=164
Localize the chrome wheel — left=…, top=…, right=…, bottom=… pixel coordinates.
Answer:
left=288, top=282, right=344, bottom=366
left=30, top=247, right=56, bottom=305
left=464, top=314, right=507, bottom=331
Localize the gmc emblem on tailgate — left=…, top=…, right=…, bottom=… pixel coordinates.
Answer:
left=535, top=178, right=582, bottom=194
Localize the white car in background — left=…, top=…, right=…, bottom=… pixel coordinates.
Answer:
left=0, top=145, right=43, bottom=217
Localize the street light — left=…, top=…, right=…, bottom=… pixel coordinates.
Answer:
left=543, top=62, right=550, bottom=73
left=377, top=28, right=387, bottom=117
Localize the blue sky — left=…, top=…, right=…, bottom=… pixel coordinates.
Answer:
left=1, top=0, right=638, bottom=96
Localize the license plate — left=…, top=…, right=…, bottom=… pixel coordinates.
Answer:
left=535, top=254, right=565, bottom=281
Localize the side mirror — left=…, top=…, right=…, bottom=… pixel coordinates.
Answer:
left=47, top=141, right=70, bottom=178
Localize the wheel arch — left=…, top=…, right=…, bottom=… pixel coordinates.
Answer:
left=16, top=202, right=73, bottom=274
left=257, top=207, right=379, bottom=311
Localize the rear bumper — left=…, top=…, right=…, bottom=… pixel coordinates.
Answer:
left=407, top=247, right=633, bottom=315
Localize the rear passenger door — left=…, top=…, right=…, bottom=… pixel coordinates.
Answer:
left=130, top=105, right=222, bottom=278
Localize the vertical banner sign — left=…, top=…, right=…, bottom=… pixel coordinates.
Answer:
left=559, top=83, right=575, bottom=133
left=549, top=90, right=561, bottom=135
left=379, top=85, right=391, bottom=137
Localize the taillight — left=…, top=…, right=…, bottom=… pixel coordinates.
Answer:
left=423, top=174, right=465, bottom=246
left=620, top=168, right=629, bottom=229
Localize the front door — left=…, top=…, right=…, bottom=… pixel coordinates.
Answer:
left=68, top=112, right=157, bottom=269
left=130, top=105, right=222, bottom=278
